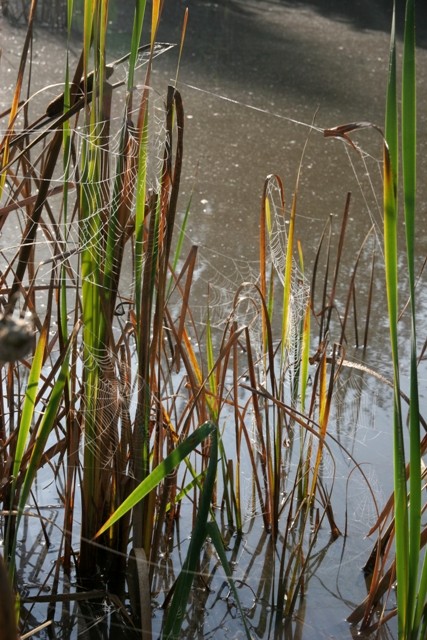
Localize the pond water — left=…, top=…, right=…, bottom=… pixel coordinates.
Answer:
left=1, top=1, right=427, bottom=638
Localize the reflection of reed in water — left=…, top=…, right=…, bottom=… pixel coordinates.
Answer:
left=0, top=553, right=17, bottom=640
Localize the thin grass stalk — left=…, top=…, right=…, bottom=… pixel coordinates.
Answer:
left=167, top=191, right=193, bottom=299
left=304, top=338, right=328, bottom=501
left=281, top=193, right=295, bottom=358
left=309, top=347, right=328, bottom=498
left=173, top=6, right=189, bottom=89
left=260, top=177, right=276, bottom=353
left=59, top=2, right=74, bottom=343
left=244, top=325, right=271, bottom=530
left=338, top=226, right=375, bottom=346
left=205, top=307, right=218, bottom=420
left=325, top=193, right=351, bottom=332
left=169, top=246, right=198, bottom=367
left=232, top=321, right=243, bottom=532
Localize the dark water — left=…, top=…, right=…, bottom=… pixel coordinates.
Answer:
left=2, top=2, right=427, bottom=638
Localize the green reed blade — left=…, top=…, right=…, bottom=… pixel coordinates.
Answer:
left=402, top=1, right=423, bottom=634
left=402, top=0, right=416, bottom=276
left=11, top=326, right=47, bottom=482
left=127, top=1, right=146, bottom=92
left=166, top=469, right=207, bottom=512
left=67, top=0, right=73, bottom=29
left=384, top=2, right=408, bottom=634
left=162, top=426, right=218, bottom=639
left=95, top=421, right=216, bottom=538
left=83, top=0, right=94, bottom=78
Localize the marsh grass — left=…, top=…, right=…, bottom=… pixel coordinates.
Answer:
left=342, top=2, right=427, bottom=636
left=1, top=1, right=424, bottom=638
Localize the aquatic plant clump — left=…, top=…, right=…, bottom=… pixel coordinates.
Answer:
left=0, top=1, right=425, bottom=639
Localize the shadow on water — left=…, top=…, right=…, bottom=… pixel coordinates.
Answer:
left=227, top=0, right=427, bottom=47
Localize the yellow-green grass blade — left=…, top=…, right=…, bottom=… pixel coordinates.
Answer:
left=95, top=421, right=216, bottom=538
left=260, top=176, right=280, bottom=352
left=206, top=308, right=218, bottom=420
left=309, top=349, right=329, bottom=497
left=162, top=425, right=218, bottom=639
left=6, top=323, right=47, bottom=573
left=11, top=326, right=48, bottom=482
left=173, top=7, right=189, bottom=89
left=281, top=194, right=295, bottom=356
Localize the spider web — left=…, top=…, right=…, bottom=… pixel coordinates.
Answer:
left=1, top=81, right=167, bottom=286
left=1, top=65, right=392, bottom=506
left=0, top=72, right=172, bottom=471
